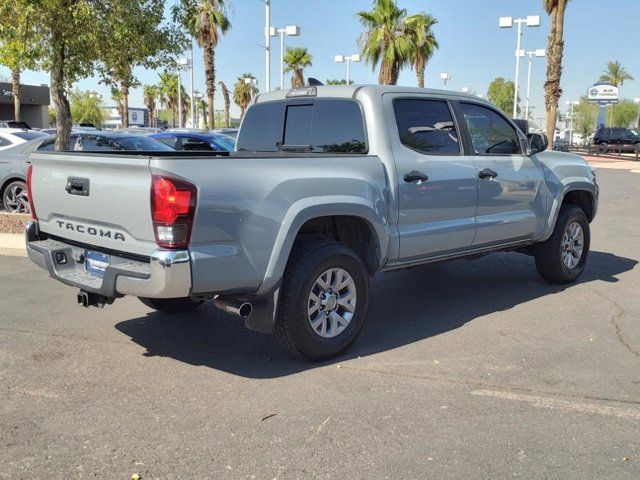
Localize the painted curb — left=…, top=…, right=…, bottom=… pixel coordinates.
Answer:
left=0, top=233, right=26, bottom=257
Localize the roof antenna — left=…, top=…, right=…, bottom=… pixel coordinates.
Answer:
left=307, top=78, right=324, bottom=87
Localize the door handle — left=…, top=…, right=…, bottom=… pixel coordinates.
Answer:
left=478, top=168, right=498, bottom=180
left=404, top=171, right=429, bottom=183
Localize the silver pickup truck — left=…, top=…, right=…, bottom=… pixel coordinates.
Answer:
left=25, top=85, right=598, bottom=360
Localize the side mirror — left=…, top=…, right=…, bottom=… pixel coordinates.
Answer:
left=528, top=132, right=548, bottom=154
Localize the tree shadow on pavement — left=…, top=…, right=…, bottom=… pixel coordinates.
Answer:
left=115, top=250, right=637, bottom=378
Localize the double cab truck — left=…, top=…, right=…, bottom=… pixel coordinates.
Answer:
left=25, top=85, right=598, bottom=360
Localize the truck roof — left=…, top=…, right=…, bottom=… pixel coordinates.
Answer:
left=254, top=84, right=490, bottom=105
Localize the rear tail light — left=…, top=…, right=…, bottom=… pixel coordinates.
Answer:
left=151, top=175, right=197, bottom=248
left=26, top=164, right=37, bottom=220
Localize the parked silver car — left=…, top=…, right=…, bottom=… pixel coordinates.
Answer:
left=1, top=131, right=173, bottom=213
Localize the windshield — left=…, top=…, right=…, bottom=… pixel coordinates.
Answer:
left=13, top=131, right=48, bottom=141
left=116, top=136, right=175, bottom=151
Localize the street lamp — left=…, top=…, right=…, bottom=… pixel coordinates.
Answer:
left=499, top=15, right=541, bottom=118
left=245, top=77, right=259, bottom=100
left=334, top=54, right=361, bottom=84
left=263, top=0, right=271, bottom=92
left=461, top=86, right=470, bottom=94
left=189, top=37, right=196, bottom=128
left=176, top=57, right=191, bottom=128
left=440, top=72, right=451, bottom=90
left=524, top=48, right=546, bottom=120
left=565, top=100, right=579, bottom=146
left=269, top=25, right=300, bottom=90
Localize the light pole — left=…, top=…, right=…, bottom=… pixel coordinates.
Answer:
left=270, top=25, right=300, bottom=90
left=245, top=77, right=259, bottom=101
left=565, top=100, right=579, bottom=145
left=634, top=97, right=640, bottom=130
left=334, top=54, right=361, bottom=84
left=189, top=37, right=195, bottom=128
left=524, top=48, right=546, bottom=121
left=264, top=0, right=270, bottom=92
left=440, top=72, right=450, bottom=90
left=176, top=57, right=190, bottom=128
left=499, top=15, right=541, bottom=118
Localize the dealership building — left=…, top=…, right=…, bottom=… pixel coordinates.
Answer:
left=0, top=82, right=50, bottom=128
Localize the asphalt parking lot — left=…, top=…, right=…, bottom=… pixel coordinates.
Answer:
left=1, top=167, right=639, bottom=479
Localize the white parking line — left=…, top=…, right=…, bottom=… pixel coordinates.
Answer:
left=471, top=389, right=640, bottom=420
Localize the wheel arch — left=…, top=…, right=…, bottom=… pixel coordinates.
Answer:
left=255, top=200, right=389, bottom=296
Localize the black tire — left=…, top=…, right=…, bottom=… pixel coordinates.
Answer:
left=274, top=237, right=370, bottom=361
left=139, top=297, right=204, bottom=314
left=2, top=180, right=30, bottom=214
left=597, top=142, right=608, bottom=154
left=534, top=205, right=590, bottom=284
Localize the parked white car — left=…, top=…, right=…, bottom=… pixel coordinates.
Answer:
left=0, top=128, right=48, bottom=151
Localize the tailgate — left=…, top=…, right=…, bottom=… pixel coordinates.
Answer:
left=30, top=152, right=156, bottom=257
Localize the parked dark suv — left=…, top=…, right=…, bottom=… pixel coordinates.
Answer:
left=592, top=127, right=640, bottom=153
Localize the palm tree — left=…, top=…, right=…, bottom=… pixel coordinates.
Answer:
left=184, top=0, right=231, bottom=130
left=599, top=60, right=634, bottom=127
left=404, top=13, right=438, bottom=88
left=283, top=47, right=313, bottom=87
left=357, top=0, right=412, bottom=85
left=543, top=0, right=569, bottom=142
left=233, top=74, right=258, bottom=120
left=218, top=80, right=231, bottom=127
left=158, top=71, right=179, bottom=127
left=110, top=88, right=125, bottom=125
left=179, top=88, right=190, bottom=127
left=143, top=85, right=158, bottom=128
left=196, top=97, right=208, bottom=128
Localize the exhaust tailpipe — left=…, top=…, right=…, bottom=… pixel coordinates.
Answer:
left=213, top=296, right=253, bottom=318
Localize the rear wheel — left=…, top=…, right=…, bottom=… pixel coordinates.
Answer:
left=139, top=297, right=204, bottom=314
left=274, top=237, right=370, bottom=361
left=534, top=205, right=590, bottom=284
left=2, top=180, right=30, bottom=214
left=597, top=142, right=609, bottom=154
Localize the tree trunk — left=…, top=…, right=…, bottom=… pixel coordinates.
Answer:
left=544, top=0, right=567, bottom=142
left=240, top=106, right=246, bottom=120
left=609, top=105, right=616, bottom=127
left=390, top=62, right=400, bottom=85
left=201, top=105, right=208, bottom=129
left=219, top=82, right=230, bottom=128
left=121, top=83, right=129, bottom=128
left=50, top=36, right=71, bottom=151
left=11, top=69, right=21, bottom=122
left=415, top=57, right=425, bottom=89
left=204, top=41, right=216, bottom=130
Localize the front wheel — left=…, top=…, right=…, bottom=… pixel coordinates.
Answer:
left=274, top=237, right=370, bottom=361
left=534, top=205, right=590, bottom=284
left=139, top=297, right=204, bottom=314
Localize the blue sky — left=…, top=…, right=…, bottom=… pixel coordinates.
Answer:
left=6, top=0, right=640, bottom=120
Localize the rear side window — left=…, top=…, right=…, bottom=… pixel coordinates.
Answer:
left=13, top=131, right=47, bottom=141
left=460, top=103, right=521, bottom=155
left=237, top=99, right=367, bottom=154
left=393, top=99, right=460, bottom=154
left=0, top=135, right=12, bottom=147
left=181, top=137, right=215, bottom=151
left=156, top=136, right=178, bottom=149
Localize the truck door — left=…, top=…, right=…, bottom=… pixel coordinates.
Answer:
left=457, top=102, right=546, bottom=246
left=385, top=95, right=478, bottom=261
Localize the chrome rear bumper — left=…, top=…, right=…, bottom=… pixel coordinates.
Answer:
left=26, top=222, right=191, bottom=299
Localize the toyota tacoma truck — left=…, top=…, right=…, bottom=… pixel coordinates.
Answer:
left=25, top=85, right=598, bottom=360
